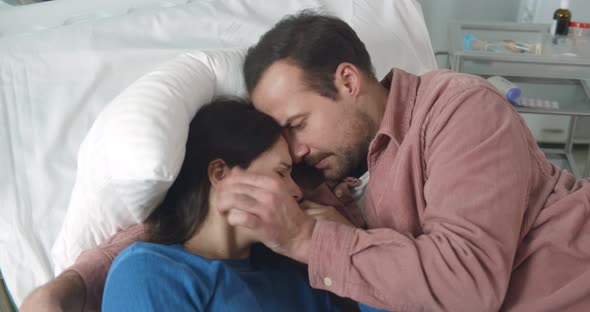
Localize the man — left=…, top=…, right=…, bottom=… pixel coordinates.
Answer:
left=23, top=11, right=590, bottom=312
left=215, top=11, right=590, bottom=311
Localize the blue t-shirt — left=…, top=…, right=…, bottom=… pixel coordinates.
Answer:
left=102, top=242, right=342, bottom=312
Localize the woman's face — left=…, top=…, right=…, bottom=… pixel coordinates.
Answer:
left=245, top=136, right=303, bottom=201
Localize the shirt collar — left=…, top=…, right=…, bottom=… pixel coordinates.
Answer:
left=375, top=68, right=420, bottom=149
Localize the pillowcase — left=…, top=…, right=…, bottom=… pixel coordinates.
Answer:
left=51, top=49, right=247, bottom=274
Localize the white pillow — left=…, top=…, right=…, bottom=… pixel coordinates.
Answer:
left=51, top=49, right=247, bottom=274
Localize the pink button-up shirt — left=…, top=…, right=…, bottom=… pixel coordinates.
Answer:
left=70, top=69, right=590, bottom=311
left=308, top=69, right=590, bottom=311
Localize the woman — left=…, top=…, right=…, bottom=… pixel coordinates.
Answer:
left=101, top=98, right=345, bottom=311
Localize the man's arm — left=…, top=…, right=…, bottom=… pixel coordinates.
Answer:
left=20, top=224, right=146, bottom=311
left=20, top=271, right=86, bottom=312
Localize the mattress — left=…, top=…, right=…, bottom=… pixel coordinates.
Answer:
left=0, top=0, right=436, bottom=305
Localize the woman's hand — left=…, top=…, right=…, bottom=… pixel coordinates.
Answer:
left=300, top=201, right=354, bottom=227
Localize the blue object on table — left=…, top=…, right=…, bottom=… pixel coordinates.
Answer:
left=464, top=33, right=475, bottom=50
left=487, top=76, right=522, bottom=103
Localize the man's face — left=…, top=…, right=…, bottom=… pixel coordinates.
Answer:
left=251, top=60, right=374, bottom=183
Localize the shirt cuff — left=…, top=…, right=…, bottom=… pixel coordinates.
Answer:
left=308, top=220, right=356, bottom=296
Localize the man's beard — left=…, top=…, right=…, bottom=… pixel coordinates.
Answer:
left=321, top=146, right=368, bottom=185
left=307, top=111, right=375, bottom=186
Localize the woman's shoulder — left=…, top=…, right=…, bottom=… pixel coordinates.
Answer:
left=104, top=242, right=217, bottom=310
left=112, top=241, right=185, bottom=268
left=118, top=241, right=182, bottom=257
left=111, top=242, right=226, bottom=282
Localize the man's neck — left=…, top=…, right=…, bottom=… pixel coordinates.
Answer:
left=344, top=80, right=386, bottom=183
left=350, top=161, right=368, bottom=180
left=365, top=78, right=390, bottom=134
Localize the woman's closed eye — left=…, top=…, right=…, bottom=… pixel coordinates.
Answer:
left=275, top=163, right=292, bottom=179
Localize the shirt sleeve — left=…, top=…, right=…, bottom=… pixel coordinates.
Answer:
left=66, top=224, right=147, bottom=311
left=308, top=87, right=531, bottom=311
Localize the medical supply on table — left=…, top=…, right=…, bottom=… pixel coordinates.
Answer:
left=518, top=97, right=561, bottom=110
left=546, top=21, right=590, bottom=57
left=569, top=22, right=590, bottom=37
left=487, top=76, right=522, bottom=103
left=569, top=21, right=590, bottom=54
left=550, top=0, right=572, bottom=36
left=463, top=34, right=542, bottom=55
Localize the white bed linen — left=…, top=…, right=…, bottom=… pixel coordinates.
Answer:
left=0, top=0, right=436, bottom=305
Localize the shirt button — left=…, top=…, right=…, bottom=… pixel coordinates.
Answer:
left=335, top=189, right=343, bottom=198
left=323, top=277, right=333, bottom=287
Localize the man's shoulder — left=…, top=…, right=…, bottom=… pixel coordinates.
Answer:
left=420, top=69, right=490, bottom=93
left=414, top=69, right=503, bottom=115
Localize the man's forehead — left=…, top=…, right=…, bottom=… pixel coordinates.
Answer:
left=253, top=95, right=307, bottom=127
left=251, top=60, right=310, bottom=123
left=252, top=97, right=287, bottom=122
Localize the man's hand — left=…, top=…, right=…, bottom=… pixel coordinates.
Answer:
left=215, top=168, right=316, bottom=263
left=301, top=200, right=354, bottom=227
left=20, top=271, right=87, bottom=312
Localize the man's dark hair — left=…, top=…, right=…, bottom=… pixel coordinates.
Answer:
left=146, top=97, right=282, bottom=245
left=244, top=10, right=375, bottom=100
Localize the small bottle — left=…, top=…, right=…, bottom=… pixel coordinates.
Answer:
left=569, top=21, right=590, bottom=37
left=487, top=76, right=521, bottom=104
left=550, top=0, right=572, bottom=36
left=569, top=21, right=590, bottom=55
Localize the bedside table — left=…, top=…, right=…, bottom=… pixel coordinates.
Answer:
left=448, top=21, right=590, bottom=177
left=501, top=76, right=590, bottom=177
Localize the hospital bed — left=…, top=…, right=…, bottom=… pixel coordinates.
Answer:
left=0, top=0, right=437, bottom=308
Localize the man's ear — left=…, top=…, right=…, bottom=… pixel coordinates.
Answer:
left=208, top=159, right=230, bottom=187
left=334, top=62, right=361, bottom=98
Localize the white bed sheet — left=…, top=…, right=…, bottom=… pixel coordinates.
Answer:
left=0, top=0, right=436, bottom=305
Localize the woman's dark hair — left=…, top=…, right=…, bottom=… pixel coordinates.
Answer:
left=146, top=97, right=282, bottom=245
left=243, top=9, right=376, bottom=100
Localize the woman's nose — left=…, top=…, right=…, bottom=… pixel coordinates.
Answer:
left=288, top=179, right=303, bottom=202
